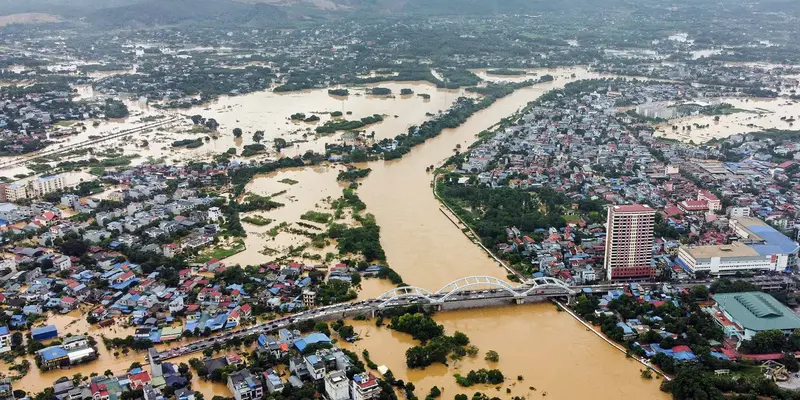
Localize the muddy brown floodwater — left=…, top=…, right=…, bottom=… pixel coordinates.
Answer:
left=655, top=97, right=800, bottom=142
left=358, top=67, right=612, bottom=289
left=341, top=304, right=669, bottom=400
left=4, top=67, right=669, bottom=398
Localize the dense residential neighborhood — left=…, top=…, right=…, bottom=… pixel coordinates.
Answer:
left=4, top=0, right=800, bottom=399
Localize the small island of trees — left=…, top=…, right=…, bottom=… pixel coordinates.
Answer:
left=486, top=68, right=526, bottom=76
left=103, top=99, right=129, bottom=119
left=328, top=89, right=350, bottom=96
left=370, top=87, right=392, bottom=95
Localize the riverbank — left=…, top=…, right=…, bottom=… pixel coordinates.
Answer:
left=553, top=299, right=672, bottom=381
left=433, top=174, right=521, bottom=281
left=341, top=304, right=668, bottom=399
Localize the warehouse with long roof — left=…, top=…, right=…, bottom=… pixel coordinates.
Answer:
left=709, top=292, right=800, bottom=340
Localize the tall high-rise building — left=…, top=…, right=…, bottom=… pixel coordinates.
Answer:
left=604, top=204, right=656, bottom=280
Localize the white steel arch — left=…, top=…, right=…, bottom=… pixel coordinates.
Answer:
left=374, top=276, right=574, bottom=308
left=520, top=277, right=575, bottom=296
left=376, top=286, right=434, bottom=308
left=435, top=276, right=520, bottom=302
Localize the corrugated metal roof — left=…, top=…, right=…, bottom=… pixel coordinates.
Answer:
left=713, top=292, right=800, bottom=332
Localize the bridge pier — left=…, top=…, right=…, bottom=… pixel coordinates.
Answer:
left=514, top=296, right=526, bottom=305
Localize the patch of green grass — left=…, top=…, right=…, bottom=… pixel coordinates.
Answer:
left=279, top=178, right=299, bottom=185
left=89, top=166, right=106, bottom=177
left=191, top=239, right=245, bottom=263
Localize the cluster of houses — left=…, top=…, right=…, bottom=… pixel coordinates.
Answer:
left=453, top=79, right=800, bottom=281
left=0, top=82, right=128, bottom=156
left=197, top=328, right=381, bottom=400
left=36, top=333, right=99, bottom=370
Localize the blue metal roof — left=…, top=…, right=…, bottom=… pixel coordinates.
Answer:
left=0, top=326, right=9, bottom=336
left=747, top=225, right=800, bottom=256
left=615, top=322, right=633, bottom=334
left=32, top=325, right=57, bottom=335
left=294, top=333, right=331, bottom=351
left=38, top=346, right=68, bottom=361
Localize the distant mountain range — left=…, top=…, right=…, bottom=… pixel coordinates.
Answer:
left=0, top=0, right=798, bottom=28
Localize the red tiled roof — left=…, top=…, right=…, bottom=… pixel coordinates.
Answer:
left=672, top=345, right=692, bottom=353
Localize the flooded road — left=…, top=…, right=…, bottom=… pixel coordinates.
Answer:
left=341, top=304, right=668, bottom=400
left=1, top=313, right=141, bottom=394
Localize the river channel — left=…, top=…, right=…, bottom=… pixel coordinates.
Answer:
left=3, top=67, right=670, bottom=399
left=342, top=304, right=668, bottom=400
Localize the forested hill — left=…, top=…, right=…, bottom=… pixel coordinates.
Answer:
left=84, top=0, right=288, bottom=29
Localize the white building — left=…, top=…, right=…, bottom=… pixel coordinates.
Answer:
left=31, top=175, right=66, bottom=198
left=676, top=217, right=799, bottom=276
left=677, top=242, right=776, bottom=275
left=304, top=354, right=326, bottom=381
left=208, top=207, right=222, bottom=222
left=62, top=335, right=89, bottom=350
left=264, top=372, right=284, bottom=394
left=351, top=373, right=381, bottom=400
left=578, top=265, right=596, bottom=284
left=303, top=290, right=316, bottom=308
left=727, top=207, right=751, bottom=218
left=604, top=204, right=656, bottom=280
left=324, top=371, right=349, bottom=400
left=227, top=370, right=263, bottom=400
left=3, top=184, right=28, bottom=202
left=0, top=326, right=11, bottom=353
left=54, top=255, right=72, bottom=271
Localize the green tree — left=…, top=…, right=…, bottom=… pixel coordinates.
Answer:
left=691, top=285, right=709, bottom=300
left=390, top=313, right=444, bottom=342
left=314, top=322, right=331, bottom=337
left=741, top=329, right=788, bottom=354
left=233, top=128, right=243, bottom=138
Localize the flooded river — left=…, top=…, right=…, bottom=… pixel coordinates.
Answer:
left=341, top=304, right=668, bottom=400
left=5, top=67, right=667, bottom=398
left=176, top=81, right=466, bottom=158
left=359, top=67, right=611, bottom=289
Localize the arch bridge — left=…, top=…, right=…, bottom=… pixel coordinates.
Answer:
left=376, top=275, right=575, bottom=308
